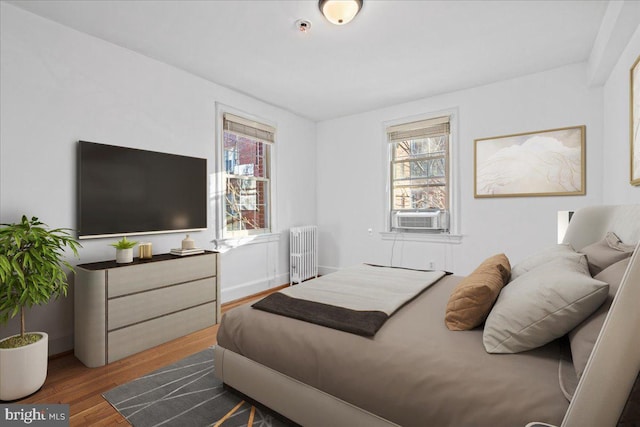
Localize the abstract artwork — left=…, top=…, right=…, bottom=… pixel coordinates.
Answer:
left=631, top=55, right=640, bottom=186
left=474, top=126, right=585, bottom=198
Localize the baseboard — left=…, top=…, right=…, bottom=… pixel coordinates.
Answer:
left=221, top=273, right=290, bottom=303
left=318, top=265, right=339, bottom=276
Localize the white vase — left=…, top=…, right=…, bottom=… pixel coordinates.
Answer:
left=0, top=332, right=48, bottom=401
left=182, top=234, right=195, bottom=249
left=116, top=248, right=133, bottom=263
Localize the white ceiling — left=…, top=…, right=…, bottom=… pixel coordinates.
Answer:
left=8, top=0, right=610, bottom=121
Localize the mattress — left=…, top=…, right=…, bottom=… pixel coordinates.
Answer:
left=217, top=274, right=569, bottom=427
left=253, top=264, right=448, bottom=336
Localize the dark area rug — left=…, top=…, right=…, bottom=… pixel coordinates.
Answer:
left=103, top=347, right=293, bottom=427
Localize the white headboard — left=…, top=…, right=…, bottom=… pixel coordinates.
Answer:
left=561, top=205, right=640, bottom=427
left=562, top=204, right=640, bottom=251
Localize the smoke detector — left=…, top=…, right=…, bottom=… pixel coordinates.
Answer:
left=295, top=19, right=312, bottom=33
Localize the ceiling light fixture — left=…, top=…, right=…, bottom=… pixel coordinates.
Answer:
left=318, top=0, right=363, bottom=25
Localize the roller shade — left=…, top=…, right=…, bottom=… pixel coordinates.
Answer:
left=223, top=113, right=275, bottom=144
left=387, top=116, right=450, bottom=142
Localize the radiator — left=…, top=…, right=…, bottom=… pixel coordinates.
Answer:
left=290, top=225, right=318, bottom=285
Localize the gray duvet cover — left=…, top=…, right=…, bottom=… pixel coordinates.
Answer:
left=217, top=274, right=569, bottom=427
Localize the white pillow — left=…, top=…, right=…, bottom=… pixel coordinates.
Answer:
left=483, top=258, right=609, bottom=354
left=510, top=244, right=584, bottom=281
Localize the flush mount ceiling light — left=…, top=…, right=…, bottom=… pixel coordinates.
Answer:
left=319, top=0, right=363, bottom=25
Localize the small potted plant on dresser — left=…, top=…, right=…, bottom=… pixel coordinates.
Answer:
left=0, top=215, right=80, bottom=400
left=110, top=236, right=138, bottom=264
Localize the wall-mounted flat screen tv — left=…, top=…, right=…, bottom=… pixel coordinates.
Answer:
left=78, top=141, right=207, bottom=239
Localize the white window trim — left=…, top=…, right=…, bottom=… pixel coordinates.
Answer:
left=382, top=107, right=461, bottom=240
left=211, top=232, right=281, bottom=253
left=213, top=103, right=278, bottom=245
left=379, top=231, right=463, bottom=244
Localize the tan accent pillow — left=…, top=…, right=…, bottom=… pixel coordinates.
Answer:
left=445, top=254, right=511, bottom=331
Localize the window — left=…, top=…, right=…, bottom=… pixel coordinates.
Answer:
left=387, top=115, right=451, bottom=232
left=222, top=113, right=274, bottom=236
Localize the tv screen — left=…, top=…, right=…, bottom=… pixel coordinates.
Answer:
left=78, top=141, right=207, bottom=239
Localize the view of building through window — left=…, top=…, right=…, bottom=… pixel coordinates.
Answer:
left=388, top=115, right=451, bottom=232
left=222, top=113, right=273, bottom=235
left=391, top=135, right=448, bottom=211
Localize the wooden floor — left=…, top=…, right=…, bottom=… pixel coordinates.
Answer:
left=16, top=286, right=285, bottom=426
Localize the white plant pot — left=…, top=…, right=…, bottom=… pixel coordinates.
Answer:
left=0, top=332, right=48, bottom=401
left=116, top=248, right=133, bottom=263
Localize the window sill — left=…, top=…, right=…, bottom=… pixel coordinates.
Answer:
left=212, top=232, right=281, bottom=251
left=380, top=231, right=463, bottom=244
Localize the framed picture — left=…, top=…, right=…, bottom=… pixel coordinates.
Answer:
left=474, top=125, right=585, bottom=198
left=630, top=55, right=640, bottom=186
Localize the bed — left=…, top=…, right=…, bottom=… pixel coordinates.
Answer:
left=215, top=205, right=640, bottom=427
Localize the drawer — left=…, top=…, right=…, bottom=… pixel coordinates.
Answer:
left=107, top=302, right=216, bottom=363
left=108, top=253, right=216, bottom=297
left=108, top=277, right=216, bottom=330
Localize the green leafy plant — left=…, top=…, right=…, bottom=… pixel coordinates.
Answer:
left=0, top=216, right=80, bottom=348
left=110, top=236, right=138, bottom=250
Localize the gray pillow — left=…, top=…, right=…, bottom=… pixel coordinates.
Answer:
left=568, top=258, right=630, bottom=379
left=510, top=244, right=584, bottom=281
left=579, top=232, right=634, bottom=276
left=483, top=257, right=609, bottom=354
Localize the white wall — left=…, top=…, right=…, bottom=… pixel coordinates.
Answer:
left=603, top=25, right=640, bottom=204
left=316, top=63, right=604, bottom=275
left=0, top=4, right=317, bottom=354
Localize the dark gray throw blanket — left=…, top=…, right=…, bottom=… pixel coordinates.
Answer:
left=252, top=264, right=448, bottom=336
left=252, top=292, right=388, bottom=336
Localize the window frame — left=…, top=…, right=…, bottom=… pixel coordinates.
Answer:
left=390, top=133, right=449, bottom=214
left=214, top=105, right=277, bottom=241
left=382, top=108, right=461, bottom=240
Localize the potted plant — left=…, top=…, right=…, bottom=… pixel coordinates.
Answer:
left=0, top=215, right=80, bottom=400
left=111, top=236, right=138, bottom=264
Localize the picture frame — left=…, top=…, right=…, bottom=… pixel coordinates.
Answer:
left=474, top=125, right=586, bottom=198
left=630, top=55, right=640, bottom=186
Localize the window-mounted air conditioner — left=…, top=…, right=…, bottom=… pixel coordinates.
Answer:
left=392, top=209, right=449, bottom=231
